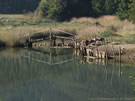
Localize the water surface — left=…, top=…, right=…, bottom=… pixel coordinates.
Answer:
left=0, top=48, right=134, bottom=101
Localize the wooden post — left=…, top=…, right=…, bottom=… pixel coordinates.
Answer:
left=53, top=37, right=56, bottom=46
left=61, top=39, right=64, bottom=47
left=119, top=47, right=121, bottom=77
left=97, top=49, right=99, bottom=59
left=104, top=38, right=107, bottom=54
left=49, top=28, right=52, bottom=46
left=111, top=37, right=115, bottom=58
left=28, top=33, right=32, bottom=47
left=119, top=47, right=121, bottom=62
left=74, top=35, right=77, bottom=49
left=104, top=38, right=108, bottom=60
left=29, top=33, right=31, bottom=42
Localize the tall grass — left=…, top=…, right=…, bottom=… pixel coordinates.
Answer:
left=77, top=26, right=108, bottom=40
left=71, top=15, right=135, bottom=30
left=0, top=15, right=135, bottom=47
left=0, top=25, right=77, bottom=47
left=0, top=14, right=24, bottom=19
left=71, top=15, right=135, bottom=42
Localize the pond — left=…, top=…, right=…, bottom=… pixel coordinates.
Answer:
left=0, top=48, right=134, bottom=101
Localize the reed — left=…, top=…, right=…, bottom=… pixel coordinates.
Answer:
left=0, top=26, right=76, bottom=47
left=71, top=15, right=135, bottom=30
left=0, top=14, right=135, bottom=47
left=77, top=26, right=108, bottom=40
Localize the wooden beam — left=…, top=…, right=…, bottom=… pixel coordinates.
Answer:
left=31, top=38, right=44, bottom=42
left=55, top=35, right=74, bottom=40
left=24, top=29, right=49, bottom=37
left=53, top=28, right=74, bottom=36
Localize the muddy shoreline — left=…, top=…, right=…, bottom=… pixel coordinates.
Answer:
left=97, top=44, right=135, bottom=65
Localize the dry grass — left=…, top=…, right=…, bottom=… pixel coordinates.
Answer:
left=0, top=25, right=77, bottom=47
left=71, top=15, right=135, bottom=43
left=71, top=15, right=135, bottom=30
left=0, top=14, right=24, bottom=19
left=0, top=15, right=135, bottom=47
left=77, top=26, right=108, bottom=40
left=0, top=48, right=25, bottom=58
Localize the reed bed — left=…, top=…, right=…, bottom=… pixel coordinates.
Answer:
left=0, top=15, right=135, bottom=47
left=0, top=25, right=76, bottom=47
left=71, top=15, right=135, bottom=43
left=71, top=15, right=135, bottom=30
left=77, top=26, right=108, bottom=40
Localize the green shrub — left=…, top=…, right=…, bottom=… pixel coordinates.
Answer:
left=125, top=34, right=135, bottom=44
left=125, top=38, right=135, bottom=44
left=100, top=30, right=118, bottom=37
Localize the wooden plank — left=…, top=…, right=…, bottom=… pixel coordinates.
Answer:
left=53, top=28, right=74, bottom=36
left=31, top=29, right=49, bottom=35
left=24, top=29, right=49, bottom=37
left=55, top=35, right=74, bottom=40
left=31, top=38, right=44, bottom=42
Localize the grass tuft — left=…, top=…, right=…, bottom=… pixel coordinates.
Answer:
left=100, top=31, right=118, bottom=37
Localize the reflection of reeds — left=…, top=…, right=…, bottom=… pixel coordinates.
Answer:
left=0, top=48, right=25, bottom=58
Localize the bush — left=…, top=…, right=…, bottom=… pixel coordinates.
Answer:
left=125, top=38, right=135, bottom=44
left=100, top=30, right=118, bottom=37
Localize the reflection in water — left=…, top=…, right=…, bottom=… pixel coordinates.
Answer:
left=0, top=48, right=134, bottom=101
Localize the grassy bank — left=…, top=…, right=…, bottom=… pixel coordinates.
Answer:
left=0, top=14, right=135, bottom=47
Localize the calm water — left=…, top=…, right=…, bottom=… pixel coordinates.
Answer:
left=0, top=48, right=135, bottom=101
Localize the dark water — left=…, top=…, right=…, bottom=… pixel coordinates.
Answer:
left=0, top=48, right=135, bottom=101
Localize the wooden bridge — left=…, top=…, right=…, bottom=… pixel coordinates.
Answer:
left=24, top=28, right=77, bottom=48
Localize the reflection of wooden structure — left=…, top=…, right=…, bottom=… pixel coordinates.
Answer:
left=23, top=48, right=75, bottom=66
left=24, top=28, right=77, bottom=48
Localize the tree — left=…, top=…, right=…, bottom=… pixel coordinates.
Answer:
left=38, top=0, right=93, bottom=21
left=91, top=0, right=105, bottom=16
left=91, top=0, right=119, bottom=16
left=128, top=0, right=135, bottom=23
left=104, top=0, right=119, bottom=14
left=116, top=0, right=129, bottom=20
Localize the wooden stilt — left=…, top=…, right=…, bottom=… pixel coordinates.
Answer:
left=61, top=39, right=64, bottom=47
left=119, top=47, right=121, bottom=77
left=49, top=28, right=52, bottom=46
left=53, top=38, right=56, bottom=46
left=111, top=37, right=115, bottom=58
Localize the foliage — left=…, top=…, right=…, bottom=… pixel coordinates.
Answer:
left=0, top=0, right=135, bottom=23
left=125, top=34, right=135, bottom=44
left=38, top=0, right=93, bottom=21
left=128, top=0, right=135, bottom=23
left=116, top=0, right=129, bottom=20
left=38, top=0, right=121, bottom=21
left=104, top=0, right=119, bottom=14
left=100, top=31, right=118, bottom=37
